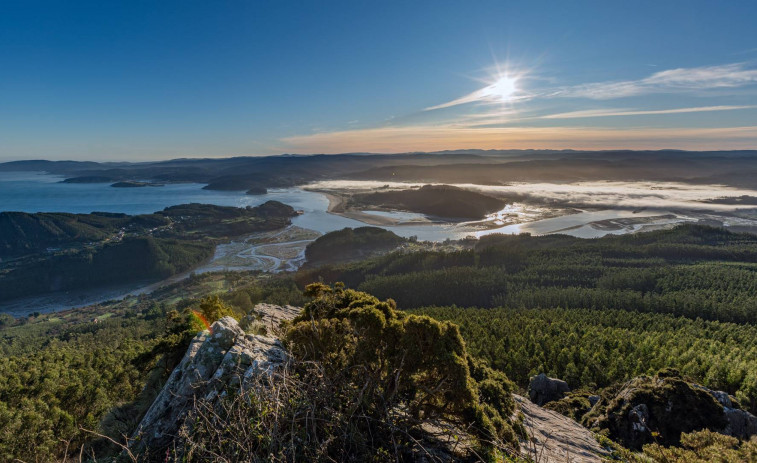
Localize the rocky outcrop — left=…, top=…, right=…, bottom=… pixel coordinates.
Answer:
left=528, top=373, right=570, bottom=405
left=515, top=395, right=610, bottom=463
left=694, top=385, right=757, bottom=439
left=587, top=370, right=735, bottom=449
left=128, top=304, right=300, bottom=456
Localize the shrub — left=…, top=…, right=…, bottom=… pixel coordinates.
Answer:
left=284, top=283, right=519, bottom=459
left=198, top=295, right=237, bottom=323
left=641, top=429, right=757, bottom=462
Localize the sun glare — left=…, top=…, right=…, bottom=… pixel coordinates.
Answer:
left=486, top=75, right=518, bottom=102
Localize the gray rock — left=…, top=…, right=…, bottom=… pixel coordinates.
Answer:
left=628, top=404, right=649, bottom=433
left=710, top=390, right=733, bottom=408
left=249, top=303, right=301, bottom=326
left=723, top=407, right=757, bottom=439
left=514, top=395, right=610, bottom=463
left=688, top=384, right=757, bottom=438
left=692, top=384, right=735, bottom=408
left=128, top=305, right=301, bottom=456
left=211, top=316, right=245, bottom=350
left=528, top=373, right=571, bottom=406
left=588, top=395, right=600, bottom=407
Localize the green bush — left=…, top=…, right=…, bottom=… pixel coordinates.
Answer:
left=283, top=283, right=520, bottom=459
left=641, top=429, right=757, bottom=462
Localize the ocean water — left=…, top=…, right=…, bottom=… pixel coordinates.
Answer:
left=0, top=171, right=464, bottom=240
left=0, top=171, right=290, bottom=215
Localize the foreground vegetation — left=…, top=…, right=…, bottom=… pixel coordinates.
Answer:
left=0, top=272, right=302, bottom=462
left=2, top=224, right=757, bottom=461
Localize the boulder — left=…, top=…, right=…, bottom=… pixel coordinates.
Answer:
left=690, top=384, right=757, bottom=439
left=128, top=305, right=300, bottom=456
left=528, top=373, right=570, bottom=405
left=588, top=371, right=729, bottom=449
left=723, top=408, right=757, bottom=439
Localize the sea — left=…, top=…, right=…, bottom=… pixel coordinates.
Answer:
left=0, top=171, right=463, bottom=239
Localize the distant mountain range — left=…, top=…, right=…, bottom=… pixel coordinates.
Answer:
left=3, top=149, right=757, bottom=191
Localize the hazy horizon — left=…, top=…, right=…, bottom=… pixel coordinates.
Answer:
left=3, top=147, right=757, bottom=165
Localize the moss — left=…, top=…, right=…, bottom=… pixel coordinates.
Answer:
left=544, top=392, right=593, bottom=422
left=593, top=370, right=727, bottom=449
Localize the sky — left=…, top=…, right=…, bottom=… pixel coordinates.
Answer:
left=1, top=0, right=757, bottom=161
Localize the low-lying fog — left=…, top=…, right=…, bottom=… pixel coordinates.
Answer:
left=307, top=180, right=757, bottom=212
left=308, top=179, right=757, bottom=239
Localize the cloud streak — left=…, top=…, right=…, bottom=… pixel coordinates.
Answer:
left=425, top=75, right=526, bottom=110
left=553, top=63, right=757, bottom=99
left=542, top=105, right=756, bottom=119
left=423, top=62, right=757, bottom=114
left=425, top=87, right=497, bottom=111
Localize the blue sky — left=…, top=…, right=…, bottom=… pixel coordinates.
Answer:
left=1, top=0, right=756, bottom=160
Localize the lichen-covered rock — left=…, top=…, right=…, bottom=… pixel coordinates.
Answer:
left=689, top=384, right=757, bottom=438
left=128, top=305, right=300, bottom=457
left=528, top=373, right=571, bottom=405
left=723, top=408, right=757, bottom=438
left=589, top=370, right=728, bottom=449
left=210, top=316, right=244, bottom=349
left=691, top=384, right=738, bottom=409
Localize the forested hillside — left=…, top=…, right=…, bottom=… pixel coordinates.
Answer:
left=0, top=201, right=297, bottom=301
left=351, top=184, right=508, bottom=219
left=416, top=307, right=757, bottom=413
left=298, top=225, right=757, bottom=324
left=0, top=237, right=214, bottom=301
left=297, top=225, right=757, bottom=413
left=0, top=210, right=169, bottom=258
left=304, top=226, right=407, bottom=265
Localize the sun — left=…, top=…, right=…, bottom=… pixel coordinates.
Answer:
left=485, top=75, right=519, bottom=102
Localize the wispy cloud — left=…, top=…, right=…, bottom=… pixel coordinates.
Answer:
left=423, top=62, right=757, bottom=113
left=425, top=75, right=527, bottom=111
left=281, top=125, right=757, bottom=153
left=553, top=63, right=757, bottom=99
left=542, top=105, right=756, bottom=119
left=425, top=87, right=496, bottom=111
